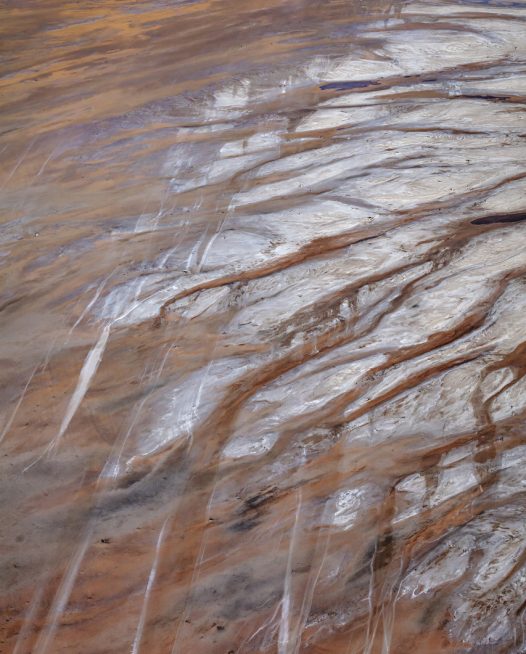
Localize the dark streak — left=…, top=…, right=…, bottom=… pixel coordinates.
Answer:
left=242, top=487, right=278, bottom=512
left=320, top=80, right=379, bottom=91
left=471, top=213, right=526, bottom=225
left=461, top=94, right=514, bottom=103
left=229, top=518, right=260, bottom=532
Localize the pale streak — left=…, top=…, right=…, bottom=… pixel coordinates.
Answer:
left=290, top=511, right=332, bottom=654
left=380, top=556, right=404, bottom=654
left=188, top=359, right=213, bottom=439
left=169, top=504, right=212, bottom=654
left=19, top=162, right=185, bottom=652
left=240, top=601, right=283, bottom=652
left=168, top=374, right=226, bottom=654
left=278, top=490, right=303, bottom=654
left=1, top=337, right=58, bottom=445
left=1, top=137, right=36, bottom=189
left=24, top=279, right=148, bottom=473
left=362, top=542, right=378, bottom=654
left=185, top=226, right=209, bottom=272
left=29, top=341, right=172, bottom=651
left=36, top=146, right=58, bottom=177
left=32, top=525, right=94, bottom=654
left=68, top=276, right=111, bottom=335
left=130, top=518, right=170, bottom=654
left=24, top=323, right=111, bottom=471
left=101, top=341, right=175, bottom=479
left=195, top=218, right=226, bottom=273
left=28, top=343, right=171, bottom=650
left=12, top=585, right=45, bottom=654
left=4, top=273, right=107, bottom=449
left=0, top=362, right=40, bottom=444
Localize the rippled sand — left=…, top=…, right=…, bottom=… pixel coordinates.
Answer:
left=1, top=0, right=526, bottom=652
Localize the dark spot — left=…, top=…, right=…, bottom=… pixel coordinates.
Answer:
left=100, top=538, right=111, bottom=544
left=216, top=624, right=225, bottom=631
left=471, top=212, right=526, bottom=225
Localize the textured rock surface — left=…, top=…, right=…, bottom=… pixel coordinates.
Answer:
left=1, top=0, right=526, bottom=652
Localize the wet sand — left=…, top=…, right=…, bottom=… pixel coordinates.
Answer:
left=1, top=0, right=526, bottom=652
